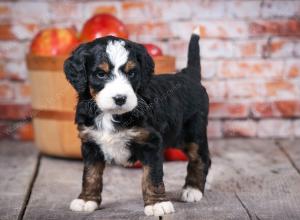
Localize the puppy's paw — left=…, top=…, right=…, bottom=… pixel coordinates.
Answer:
left=181, top=187, right=203, bottom=202
left=144, top=201, right=175, bottom=216
left=69, top=199, right=98, bottom=212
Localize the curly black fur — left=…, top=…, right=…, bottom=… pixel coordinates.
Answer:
left=64, top=34, right=211, bottom=210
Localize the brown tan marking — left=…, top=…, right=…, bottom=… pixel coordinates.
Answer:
left=133, top=128, right=150, bottom=144
left=98, top=62, right=110, bottom=73
left=184, top=142, right=205, bottom=192
left=124, top=60, right=136, bottom=73
left=89, top=87, right=97, bottom=98
left=78, top=161, right=105, bottom=204
left=142, top=165, right=167, bottom=206
left=186, top=142, right=199, bottom=161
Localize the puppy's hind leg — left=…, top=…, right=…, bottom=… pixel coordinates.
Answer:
left=182, top=126, right=211, bottom=202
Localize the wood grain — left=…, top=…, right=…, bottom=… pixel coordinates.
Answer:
left=209, top=139, right=300, bottom=220
left=2, top=139, right=299, bottom=219
left=23, top=156, right=155, bottom=220
left=276, top=139, right=300, bottom=174
left=0, top=141, right=38, bottom=220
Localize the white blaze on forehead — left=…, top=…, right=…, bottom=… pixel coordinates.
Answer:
left=106, top=40, right=128, bottom=68
left=95, top=39, right=137, bottom=115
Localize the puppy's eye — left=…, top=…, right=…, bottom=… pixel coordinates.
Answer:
left=97, top=71, right=107, bottom=79
left=128, top=72, right=135, bottom=78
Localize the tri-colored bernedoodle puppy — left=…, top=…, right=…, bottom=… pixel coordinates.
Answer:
left=64, top=30, right=211, bottom=216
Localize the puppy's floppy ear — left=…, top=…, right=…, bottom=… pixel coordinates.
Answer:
left=135, top=43, right=154, bottom=86
left=64, top=43, right=90, bottom=95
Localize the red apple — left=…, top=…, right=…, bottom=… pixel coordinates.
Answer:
left=143, top=43, right=163, bottom=57
left=80, top=14, right=129, bottom=42
left=30, top=28, right=79, bottom=56
left=164, top=148, right=188, bottom=161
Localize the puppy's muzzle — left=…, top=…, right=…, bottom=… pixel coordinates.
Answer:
left=113, top=95, right=127, bottom=106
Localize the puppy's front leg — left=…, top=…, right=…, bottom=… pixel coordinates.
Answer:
left=142, top=158, right=175, bottom=216
left=70, top=142, right=105, bottom=212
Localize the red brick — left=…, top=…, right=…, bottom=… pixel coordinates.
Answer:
left=170, top=21, right=196, bottom=41
left=126, top=22, right=173, bottom=41
left=251, top=102, right=274, bottom=118
left=209, top=102, right=249, bottom=119
left=249, top=20, right=300, bottom=36
left=263, top=37, right=294, bottom=58
left=9, top=23, right=40, bottom=41
left=207, top=120, right=222, bottom=138
left=121, top=1, right=154, bottom=23
left=0, top=81, right=14, bottom=101
left=0, top=23, right=16, bottom=40
left=196, top=21, right=248, bottom=38
left=122, top=1, right=145, bottom=10
left=0, top=41, right=27, bottom=60
left=0, top=63, right=6, bottom=79
left=234, top=40, right=265, bottom=58
left=273, top=100, right=300, bottom=117
left=284, top=60, right=300, bottom=78
left=2, top=60, right=27, bottom=81
left=167, top=39, right=189, bottom=58
left=223, top=120, right=257, bottom=137
left=261, top=0, right=300, bottom=18
left=13, top=2, right=50, bottom=24
left=162, top=1, right=192, bottom=21
left=19, top=83, right=31, bottom=98
left=0, top=4, right=11, bottom=14
left=0, top=3, right=12, bottom=22
left=226, top=80, right=260, bottom=98
left=0, top=103, right=32, bottom=120
left=82, top=1, right=120, bottom=22
left=13, top=122, right=34, bottom=141
left=15, top=83, right=31, bottom=103
left=193, top=1, right=225, bottom=19
left=201, top=39, right=233, bottom=58
left=94, top=5, right=117, bottom=15
left=257, top=119, right=293, bottom=138
left=219, top=60, right=283, bottom=79
left=49, top=2, right=83, bottom=22
left=226, top=0, right=261, bottom=19
left=265, top=81, right=297, bottom=98
left=202, top=81, right=226, bottom=101
left=202, top=61, right=217, bottom=79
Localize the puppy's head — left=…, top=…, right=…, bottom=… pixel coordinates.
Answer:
left=64, top=36, right=154, bottom=115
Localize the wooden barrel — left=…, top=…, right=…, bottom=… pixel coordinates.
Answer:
left=27, top=54, right=175, bottom=158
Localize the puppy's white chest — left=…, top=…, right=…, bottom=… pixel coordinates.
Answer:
left=96, top=130, right=132, bottom=165
left=86, top=114, right=138, bottom=165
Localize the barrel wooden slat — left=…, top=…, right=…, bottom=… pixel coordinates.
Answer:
left=27, top=54, right=175, bottom=158
left=29, top=70, right=76, bottom=111
left=33, top=119, right=81, bottom=158
left=26, top=54, right=66, bottom=71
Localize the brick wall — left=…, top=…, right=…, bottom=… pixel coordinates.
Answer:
left=0, top=0, right=300, bottom=140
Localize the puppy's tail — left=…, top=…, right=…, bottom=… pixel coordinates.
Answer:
left=186, top=28, right=201, bottom=81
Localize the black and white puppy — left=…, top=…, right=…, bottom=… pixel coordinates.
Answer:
left=64, top=31, right=211, bottom=216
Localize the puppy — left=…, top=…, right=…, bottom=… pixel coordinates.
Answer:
left=64, top=31, right=211, bottom=216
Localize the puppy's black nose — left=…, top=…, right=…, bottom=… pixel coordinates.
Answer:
left=113, top=95, right=127, bottom=106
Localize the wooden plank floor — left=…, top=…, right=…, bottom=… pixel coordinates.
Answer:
left=0, top=139, right=299, bottom=220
